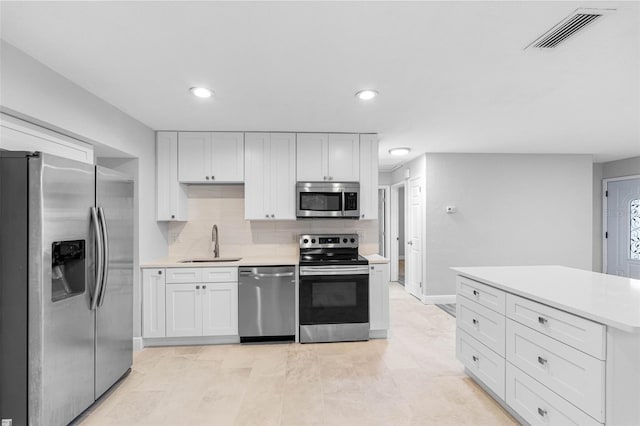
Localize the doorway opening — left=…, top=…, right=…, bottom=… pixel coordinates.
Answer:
left=390, top=182, right=407, bottom=285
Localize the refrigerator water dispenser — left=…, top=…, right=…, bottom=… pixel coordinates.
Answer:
left=51, top=240, right=85, bottom=302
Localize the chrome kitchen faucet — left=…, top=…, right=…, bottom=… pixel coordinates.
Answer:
left=211, top=224, right=219, bottom=258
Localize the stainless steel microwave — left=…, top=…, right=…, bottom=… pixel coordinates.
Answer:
left=296, top=182, right=360, bottom=218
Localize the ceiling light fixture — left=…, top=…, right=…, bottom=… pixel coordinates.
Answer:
left=189, top=87, right=213, bottom=98
left=389, top=147, right=411, bottom=156
left=355, top=89, right=378, bottom=100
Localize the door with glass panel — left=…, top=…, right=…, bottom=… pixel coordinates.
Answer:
left=606, top=177, right=640, bottom=279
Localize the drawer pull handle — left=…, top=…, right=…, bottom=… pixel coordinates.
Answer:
left=538, top=316, right=548, bottom=325
left=472, top=318, right=479, bottom=325
left=472, top=290, right=479, bottom=297
left=537, top=407, right=547, bottom=417
left=472, top=355, right=479, bottom=362
left=537, top=356, right=547, bottom=366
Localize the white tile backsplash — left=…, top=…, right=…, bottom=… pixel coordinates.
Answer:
left=168, top=185, right=379, bottom=259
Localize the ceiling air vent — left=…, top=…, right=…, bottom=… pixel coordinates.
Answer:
left=526, top=8, right=614, bottom=49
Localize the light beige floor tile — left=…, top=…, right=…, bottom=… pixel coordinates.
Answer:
left=79, top=282, right=517, bottom=426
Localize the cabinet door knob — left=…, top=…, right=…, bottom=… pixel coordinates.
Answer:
left=472, top=290, right=479, bottom=297
left=537, top=356, right=547, bottom=366
left=203, top=285, right=207, bottom=289
left=171, top=214, right=175, bottom=219
left=361, top=214, right=365, bottom=218
left=538, top=316, right=548, bottom=325
left=472, top=355, right=479, bottom=362
left=205, top=176, right=210, bottom=180
left=196, top=285, right=200, bottom=289
left=265, top=214, right=269, bottom=218
left=323, top=176, right=327, bottom=180
left=211, top=176, right=215, bottom=180
left=537, top=408, right=547, bottom=417
left=158, top=270, right=162, bottom=275
left=271, top=214, right=275, bottom=218
left=472, top=318, right=478, bottom=325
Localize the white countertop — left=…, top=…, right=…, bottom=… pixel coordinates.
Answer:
left=452, top=265, right=640, bottom=332
left=143, top=255, right=300, bottom=268
left=363, top=254, right=389, bottom=264
left=143, top=253, right=389, bottom=268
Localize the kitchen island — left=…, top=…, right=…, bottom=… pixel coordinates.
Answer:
left=452, top=265, right=640, bottom=426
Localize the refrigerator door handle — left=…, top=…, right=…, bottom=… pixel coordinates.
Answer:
left=97, top=206, right=109, bottom=307
left=90, top=207, right=104, bottom=310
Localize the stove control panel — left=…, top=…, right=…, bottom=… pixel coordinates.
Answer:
left=299, top=234, right=359, bottom=249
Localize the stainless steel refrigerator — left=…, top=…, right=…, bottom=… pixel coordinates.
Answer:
left=0, top=151, right=134, bottom=426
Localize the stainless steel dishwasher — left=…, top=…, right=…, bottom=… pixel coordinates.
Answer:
left=238, top=266, right=296, bottom=343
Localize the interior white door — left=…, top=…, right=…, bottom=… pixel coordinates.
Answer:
left=606, top=177, right=640, bottom=279
left=407, top=177, right=423, bottom=298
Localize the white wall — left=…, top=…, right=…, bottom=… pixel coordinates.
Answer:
left=592, top=155, right=640, bottom=272
left=424, top=154, right=593, bottom=296
left=0, top=41, right=167, bottom=338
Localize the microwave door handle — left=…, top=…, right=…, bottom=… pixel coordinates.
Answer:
left=341, top=191, right=346, bottom=217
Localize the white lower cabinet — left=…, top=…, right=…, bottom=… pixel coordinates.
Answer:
left=456, top=273, right=607, bottom=425
left=369, top=263, right=389, bottom=334
left=506, top=319, right=605, bottom=422
left=457, top=328, right=506, bottom=399
left=142, top=268, right=166, bottom=338
left=201, top=282, right=238, bottom=336
left=166, top=282, right=238, bottom=337
left=143, top=267, right=238, bottom=340
left=506, top=363, right=601, bottom=426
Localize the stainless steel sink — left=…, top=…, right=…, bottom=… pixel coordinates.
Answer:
left=178, top=257, right=242, bottom=263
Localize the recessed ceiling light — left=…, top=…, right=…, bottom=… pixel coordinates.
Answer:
left=189, top=87, right=213, bottom=98
left=389, top=147, right=411, bottom=156
left=355, top=89, right=378, bottom=101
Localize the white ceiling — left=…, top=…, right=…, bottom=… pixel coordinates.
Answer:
left=1, top=1, right=638, bottom=169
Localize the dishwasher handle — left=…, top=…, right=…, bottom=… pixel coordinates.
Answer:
left=239, top=271, right=295, bottom=278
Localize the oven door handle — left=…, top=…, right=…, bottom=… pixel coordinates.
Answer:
left=300, top=267, right=369, bottom=276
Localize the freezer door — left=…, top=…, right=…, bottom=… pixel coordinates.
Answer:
left=95, top=166, right=134, bottom=398
left=31, top=153, right=96, bottom=426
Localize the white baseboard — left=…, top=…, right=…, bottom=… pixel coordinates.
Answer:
left=421, top=294, right=456, bottom=304
left=369, top=329, right=388, bottom=339
left=133, top=337, right=144, bottom=351
left=143, top=335, right=240, bottom=347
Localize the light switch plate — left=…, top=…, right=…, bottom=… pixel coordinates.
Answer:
left=2, top=419, right=13, bottom=426
left=445, top=206, right=457, bottom=214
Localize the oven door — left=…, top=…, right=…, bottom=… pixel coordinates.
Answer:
left=299, top=266, right=369, bottom=325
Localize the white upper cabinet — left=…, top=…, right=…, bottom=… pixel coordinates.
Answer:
left=328, top=133, right=359, bottom=181
left=296, top=133, right=328, bottom=182
left=178, top=132, right=244, bottom=183
left=296, top=133, right=359, bottom=182
left=156, top=132, right=188, bottom=221
left=359, top=134, right=379, bottom=220
left=245, top=133, right=296, bottom=220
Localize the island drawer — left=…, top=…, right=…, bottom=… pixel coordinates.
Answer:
left=457, top=328, right=505, bottom=400
left=506, top=319, right=605, bottom=422
left=506, top=363, right=602, bottom=426
left=457, top=296, right=506, bottom=357
left=506, top=294, right=605, bottom=360
left=457, top=276, right=506, bottom=314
